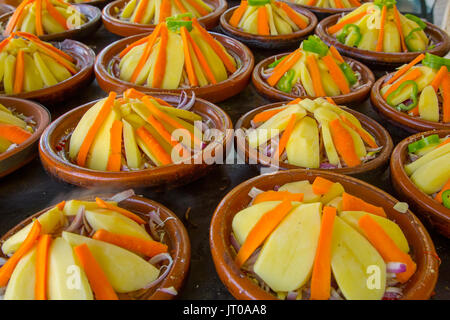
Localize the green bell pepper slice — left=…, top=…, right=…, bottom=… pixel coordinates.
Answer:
left=276, top=69, right=296, bottom=93
left=386, top=80, right=418, bottom=111
left=407, top=134, right=440, bottom=153
left=336, top=24, right=362, bottom=47
left=442, top=190, right=450, bottom=209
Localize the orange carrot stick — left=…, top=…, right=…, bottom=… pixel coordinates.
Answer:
left=326, top=97, right=337, bottom=105
left=252, top=107, right=287, bottom=123
left=146, top=114, right=179, bottom=148
left=329, top=46, right=344, bottom=63
left=235, top=200, right=293, bottom=267
left=307, top=55, right=326, bottom=97
left=35, top=234, right=51, bottom=300
left=442, top=73, right=450, bottom=123
left=3, top=0, right=32, bottom=35
left=383, top=54, right=425, bottom=87
left=328, top=11, right=367, bottom=34
left=393, top=6, right=406, bottom=52
left=229, top=1, right=248, bottom=27
left=152, top=24, right=168, bottom=88
left=431, top=65, right=447, bottom=91
left=375, top=5, right=387, bottom=52
left=136, top=126, right=173, bottom=165
left=159, top=0, right=171, bottom=23
left=76, top=92, right=116, bottom=167
left=130, top=25, right=162, bottom=83
left=274, top=114, right=296, bottom=158
left=184, top=0, right=209, bottom=16
left=278, top=2, right=307, bottom=29
left=16, top=32, right=74, bottom=63
left=133, top=0, right=149, bottom=23
left=0, top=36, right=12, bottom=52
left=335, top=0, right=344, bottom=8
left=435, top=179, right=450, bottom=203
left=0, top=124, right=32, bottom=144
left=288, top=98, right=303, bottom=104
left=74, top=244, right=118, bottom=300
left=358, top=214, right=416, bottom=283
left=307, top=0, right=317, bottom=5
left=119, top=34, right=152, bottom=58
left=329, top=118, right=361, bottom=167
left=0, top=221, right=41, bottom=287
left=267, top=49, right=302, bottom=87
left=253, top=190, right=304, bottom=204
left=349, top=0, right=361, bottom=5
left=322, top=54, right=350, bottom=94
left=93, top=229, right=168, bottom=257
left=174, top=0, right=188, bottom=12
left=342, top=192, right=387, bottom=217
left=106, top=120, right=123, bottom=172
left=339, top=115, right=378, bottom=148
left=45, top=0, right=69, bottom=30
left=13, top=50, right=25, bottom=94
left=35, top=0, right=44, bottom=36
left=180, top=26, right=198, bottom=86
left=382, top=68, right=422, bottom=99
left=95, top=197, right=146, bottom=224
left=310, top=206, right=336, bottom=300
left=436, top=137, right=450, bottom=149
left=56, top=201, right=66, bottom=210
left=312, top=177, right=335, bottom=195
left=257, top=6, right=269, bottom=36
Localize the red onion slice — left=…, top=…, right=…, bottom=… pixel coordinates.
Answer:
left=383, top=287, right=403, bottom=300
left=144, top=253, right=174, bottom=289
left=158, top=286, right=178, bottom=296
left=109, top=189, right=135, bottom=203
left=65, top=205, right=85, bottom=233
left=229, top=233, right=240, bottom=252
left=386, top=262, right=407, bottom=274
left=286, top=291, right=298, bottom=300
left=320, top=162, right=337, bottom=169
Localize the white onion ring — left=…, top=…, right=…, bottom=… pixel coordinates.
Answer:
left=144, top=253, right=174, bottom=289
left=109, top=189, right=135, bottom=203
left=158, top=286, right=178, bottom=296
left=65, top=205, right=85, bottom=232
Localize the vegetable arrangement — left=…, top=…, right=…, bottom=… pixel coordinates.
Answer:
left=328, top=0, right=431, bottom=52
left=380, top=53, right=450, bottom=123
left=262, top=36, right=360, bottom=96
left=0, top=191, right=175, bottom=300
left=231, top=177, right=416, bottom=300
left=0, top=32, right=78, bottom=95
left=115, top=18, right=237, bottom=89
left=64, top=89, right=209, bottom=171
left=118, top=0, right=212, bottom=25
left=405, top=134, right=450, bottom=210
left=293, top=0, right=361, bottom=9
left=246, top=97, right=381, bottom=169
left=228, top=0, right=309, bottom=36
left=2, top=0, right=87, bottom=37
left=0, top=103, right=35, bottom=154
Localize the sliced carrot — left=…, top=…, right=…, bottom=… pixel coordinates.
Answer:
left=393, top=6, right=407, bottom=52
left=229, top=1, right=248, bottom=27
left=35, top=0, right=44, bottom=36
left=45, top=0, right=69, bottom=30
left=326, top=97, right=337, bottom=105
left=307, top=0, right=317, bottom=5
left=93, top=229, right=168, bottom=257
left=349, top=0, right=361, bottom=5
left=310, top=206, right=336, bottom=300
left=306, top=55, right=326, bottom=97
left=95, top=197, right=146, bottom=224
left=382, top=68, right=422, bottom=99
left=322, top=54, right=350, bottom=94
left=329, top=46, right=344, bottom=63
left=408, top=106, right=419, bottom=116
left=119, top=34, right=152, bottom=58
left=375, top=5, right=387, bottom=52
left=180, top=26, right=198, bottom=86
left=342, top=192, right=386, bottom=217
left=56, top=201, right=66, bottom=210
left=329, top=118, right=361, bottom=167
left=159, top=0, right=171, bottom=23
left=252, top=107, right=287, bottom=123
left=442, top=73, right=450, bottom=123
left=327, top=11, right=367, bottom=34
left=0, top=36, right=12, bottom=52
left=431, top=65, right=447, bottom=92
left=146, top=114, right=179, bottom=148
left=13, top=50, right=25, bottom=94
left=335, top=0, right=344, bottom=8
left=133, top=0, right=149, bottom=23
left=436, top=136, right=450, bottom=149
left=383, top=54, right=425, bottom=87
left=312, top=177, right=334, bottom=195
left=174, top=0, right=188, bottom=12
left=288, top=98, right=302, bottom=105
left=76, top=92, right=116, bottom=167
left=35, top=234, right=51, bottom=300
left=184, top=0, right=209, bottom=16
left=274, top=114, right=296, bottom=158
left=358, top=214, right=416, bottom=283
left=267, top=49, right=302, bottom=87
left=278, top=2, right=307, bottom=29
left=253, top=190, right=304, bottom=204
left=0, top=124, right=32, bottom=144
left=3, top=0, right=32, bottom=35
left=152, top=24, right=168, bottom=88
left=257, top=6, right=269, bottom=36
left=235, top=200, right=292, bottom=267
left=16, top=32, right=74, bottom=63
left=136, top=126, right=173, bottom=165
left=0, top=221, right=41, bottom=287
left=106, top=120, right=123, bottom=172
left=339, top=115, right=378, bottom=148
left=192, top=18, right=236, bottom=73
left=435, top=179, right=450, bottom=203
left=74, top=244, right=118, bottom=300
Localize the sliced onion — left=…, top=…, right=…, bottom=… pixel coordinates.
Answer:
left=248, top=187, right=264, bottom=198
left=158, top=286, right=178, bottom=296
left=65, top=205, right=85, bottom=233
left=320, top=162, right=337, bottom=169
left=229, top=233, right=240, bottom=252
left=330, top=287, right=343, bottom=300
left=145, top=253, right=174, bottom=289
left=383, top=287, right=403, bottom=299
left=243, top=248, right=261, bottom=270
left=286, top=291, right=297, bottom=300
left=177, top=91, right=187, bottom=108
left=386, top=262, right=407, bottom=274
left=178, top=91, right=195, bottom=110
left=109, top=189, right=135, bottom=203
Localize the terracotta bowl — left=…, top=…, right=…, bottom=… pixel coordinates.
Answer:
left=0, top=193, right=191, bottom=300
left=39, top=93, right=233, bottom=189
left=391, top=130, right=450, bottom=238
left=285, top=0, right=372, bottom=20
left=210, top=169, right=439, bottom=300
left=0, top=4, right=102, bottom=42
left=0, top=97, right=50, bottom=178
left=370, top=74, right=450, bottom=133
left=235, top=101, right=393, bottom=176
left=103, top=0, right=227, bottom=37
left=252, top=53, right=375, bottom=104
left=315, top=14, right=450, bottom=69
left=219, top=4, right=317, bottom=49
left=74, top=0, right=114, bottom=9
left=95, top=32, right=254, bottom=103
left=0, top=39, right=95, bottom=105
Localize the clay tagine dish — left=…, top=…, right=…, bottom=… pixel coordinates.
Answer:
left=288, top=0, right=370, bottom=20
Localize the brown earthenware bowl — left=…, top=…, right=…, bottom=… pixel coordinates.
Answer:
left=316, top=14, right=450, bottom=69
left=370, top=74, right=450, bottom=133
left=235, top=101, right=393, bottom=175
left=0, top=97, right=50, bottom=178
left=72, top=0, right=113, bottom=9
left=103, top=0, right=227, bottom=37
left=0, top=39, right=95, bottom=105
left=391, top=130, right=450, bottom=238
left=39, top=93, right=233, bottom=189
left=210, top=169, right=439, bottom=300
left=219, top=4, right=317, bottom=49
left=252, top=53, right=375, bottom=104
left=285, top=0, right=372, bottom=20
left=95, top=32, right=253, bottom=103
left=0, top=193, right=191, bottom=300
left=0, top=4, right=102, bottom=42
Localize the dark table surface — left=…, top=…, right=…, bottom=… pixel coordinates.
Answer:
left=1, top=10, right=450, bottom=300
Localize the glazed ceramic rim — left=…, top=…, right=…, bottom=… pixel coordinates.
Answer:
left=235, top=101, right=393, bottom=175
left=0, top=194, right=191, bottom=300
left=210, top=169, right=439, bottom=300
left=315, top=14, right=450, bottom=66
left=285, top=0, right=372, bottom=16
left=370, top=74, right=450, bottom=133
left=390, top=129, right=450, bottom=236
left=252, top=53, right=375, bottom=104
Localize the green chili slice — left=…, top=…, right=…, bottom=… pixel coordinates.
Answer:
left=268, top=56, right=286, bottom=68
left=407, top=134, right=440, bottom=153
left=339, top=63, right=357, bottom=85
left=386, top=80, right=418, bottom=111
left=276, top=69, right=296, bottom=93
left=337, top=24, right=362, bottom=47
left=248, top=0, right=270, bottom=6
left=442, top=190, right=450, bottom=209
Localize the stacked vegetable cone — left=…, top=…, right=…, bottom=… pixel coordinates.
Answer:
left=406, top=135, right=450, bottom=210
left=117, top=18, right=237, bottom=89
left=228, top=0, right=309, bottom=36
left=247, top=98, right=380, bottom=169
left=67, top=89, right=207, bottom=171
left=294, top=0, right=361, bottom=8
left=0, top=32, right=78, bottom=95
left=119, top=0, right=213, bottom=25
left=0, top=104, right=34, bottom=153
left=232, top=177, right=415, bottom=300
left=328, top=0, right=430, bottom=52
left=2, top=0, right=87, bottom=37
left=0, top=197, right=172, bottom=300
left=381, top=53, right=450, bottom=123
left=264, top=36, right=360, bottom=96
